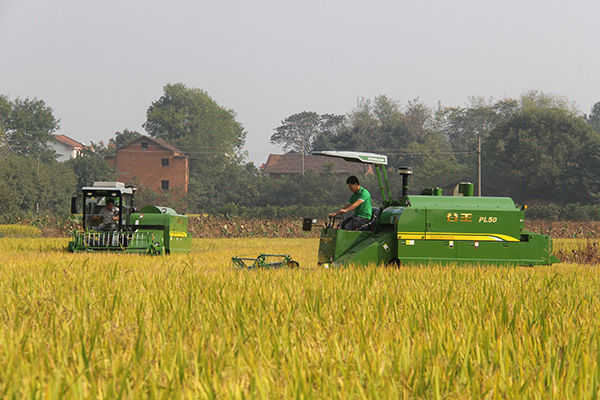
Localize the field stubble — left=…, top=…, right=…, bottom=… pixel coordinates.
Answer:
left=0, top=238, right=600, bottom=398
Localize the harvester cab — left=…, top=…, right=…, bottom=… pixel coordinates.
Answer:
left=75, top=182, right=135, bottom=233
left=68, top=181, right=191, bottom=254
left=304, top=151, right=561, bottom=267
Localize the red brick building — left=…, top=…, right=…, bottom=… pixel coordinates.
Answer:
left=261, top=154, right=374, bottom=179
left=106, top=136, right=189, bottom=195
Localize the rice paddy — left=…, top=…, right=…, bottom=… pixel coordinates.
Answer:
left=0, top=237, right=599, bottom=398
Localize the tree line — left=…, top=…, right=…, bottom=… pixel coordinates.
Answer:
left=1, top=86, right=600, bottom=220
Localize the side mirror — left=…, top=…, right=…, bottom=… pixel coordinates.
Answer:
left=70, top=196, right=78, bottom=214
left=302, top=217, right=317, bottom=231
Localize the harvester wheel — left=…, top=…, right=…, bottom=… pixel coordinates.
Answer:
left=388, top=258, right=401, bottom=268
left=287, top=260, right=300, bottom=268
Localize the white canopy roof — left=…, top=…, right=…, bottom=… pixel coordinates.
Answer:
left=311, top=151, right=387, bottom=165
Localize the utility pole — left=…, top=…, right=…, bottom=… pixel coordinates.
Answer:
left=477, top=133, right=481, bottom=197
left=36, top=155, right=40, bottom=212
left=301, top=135, right=305, bottom=175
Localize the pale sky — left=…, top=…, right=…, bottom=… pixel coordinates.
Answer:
left=2, top=0, right=600, bottom=165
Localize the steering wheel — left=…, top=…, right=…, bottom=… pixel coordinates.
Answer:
left=326, top=212, right=344, bottom=229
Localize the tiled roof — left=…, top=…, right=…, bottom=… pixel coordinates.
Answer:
left=52, top=134, right=84, bottom=149
left=120, top=136, right=187, bottom=156
left=262, top=154, right=372, bottom=175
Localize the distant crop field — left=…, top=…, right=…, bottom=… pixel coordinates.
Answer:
left=0, top=238, right=599, bottom=398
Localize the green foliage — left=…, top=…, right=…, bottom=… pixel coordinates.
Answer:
left=434, top=96, right=518, bottom=157
left=483, top=108, right=600, bottom=203
left=1, top=96, right=60, bottom=160
left=107, top=129, right=142, bottom=156
left=0, top=95, right=10, bottom=146
left=519, top=90, right=580, bottom=114
left=527, top=203, right=600, bottom=221
left=143, top=83, right=248, bottom=212
left=213, top=203, right=333, bottom=219
left=186, top=159, right=261, bottom=213
left=585, top=101, right=600, bottom=134
left=0, top=154, right=77, bottom=214
left=144, top=83, right=245, bottom=160
left=271, top=112, right=346, bottom=154
left=66, top=144, right=116, bottom=189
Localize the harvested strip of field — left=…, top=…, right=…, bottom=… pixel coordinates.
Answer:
left=0, top=238, right=599, bottom=398
left=14, top=215, right=600, bottom=239
left=554, top=238, right=600, bottom=264
left=527, top=220, right=600, bottom=239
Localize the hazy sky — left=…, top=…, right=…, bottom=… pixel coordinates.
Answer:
left=2, top=0, right=600, bottom=164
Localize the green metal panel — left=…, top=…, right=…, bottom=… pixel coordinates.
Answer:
left=129, top=206, right=191, bottom=254
left=316, top=194, right=559, bottom=267
left=318, top=228, right=397, bottom=267
left=167, top=214, right=192, bottom=254
left=519, top=230, right=560, bottom=266
left=398, top=238, right=457, bottom=264
left=455, top=241, right=520, bottom=265
left=318, top=229, right=373, bottom=264
left=407, top=195, right=518, bottom=210
left=379, top=207, right=404, bottom=225
left=138, top=205, right=178, bottom=215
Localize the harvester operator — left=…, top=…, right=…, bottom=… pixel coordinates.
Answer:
left=329, top=175, right=372, bottom=230
left=97, top=198, right=119, bottom=231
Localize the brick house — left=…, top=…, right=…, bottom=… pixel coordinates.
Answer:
left=261, top=154, right=374, bottom=179
left=106, top=136, right=189, bottom=195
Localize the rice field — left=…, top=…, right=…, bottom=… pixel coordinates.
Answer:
left=0, top=237, right=599, bottom=398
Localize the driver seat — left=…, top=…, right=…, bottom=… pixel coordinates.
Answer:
left=357, top=207, right=381, bottom=231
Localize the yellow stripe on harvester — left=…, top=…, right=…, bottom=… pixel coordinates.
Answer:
left=170, top=231, right=188, bottom=238
left=397, top=232, right=519, bottom=242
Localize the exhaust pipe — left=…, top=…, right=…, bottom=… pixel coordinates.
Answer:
left=398, top=166, right=413, bottom=203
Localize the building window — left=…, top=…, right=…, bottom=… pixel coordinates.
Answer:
left=161, top=180, right=169, bottom=190
left=141, top=142, right=148, bottom=149
left=161, top=158, right=169, bottom=166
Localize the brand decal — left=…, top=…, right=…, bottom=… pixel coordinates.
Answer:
left=446, top=212, right=472, bottom=222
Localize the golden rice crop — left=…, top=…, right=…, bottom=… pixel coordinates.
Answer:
left=0, top=238, right=599, bottom=398
left=0, top=224, right=42, bottom=238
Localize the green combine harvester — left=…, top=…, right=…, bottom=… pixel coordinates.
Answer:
left=68, top=182, right=191, bottom=254
left=304, top=151, right=561, bottom=267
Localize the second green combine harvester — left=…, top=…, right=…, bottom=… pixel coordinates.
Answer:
left=304, top=151, right=560, bottom=267
left=68, top=182, right=191, bottom=254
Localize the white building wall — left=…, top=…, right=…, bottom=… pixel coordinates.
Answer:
left=51, top=141, right=78, bottom=162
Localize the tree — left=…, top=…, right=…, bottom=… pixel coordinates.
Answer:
left=108, top=129, right=142, bottom=152
left=144, top=83, right=245, bottom=159
left=0, top=154, right=77, bottom=214
left=434, top=97, right=519, bottom=156
left=520, top=90, right=579, bottom=114
left=271, top=112, right=346, bottom=154
left=483, top=108, right=600, bottom=203
left=66, top=143, right=116, bottom=189
left=0, top=95, right=10, bottom=152
left=2, top=96, right=60, bottom=159
left=585, top=102, right=600, bottom=134
left=143, top=83, right=248, bottom=212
